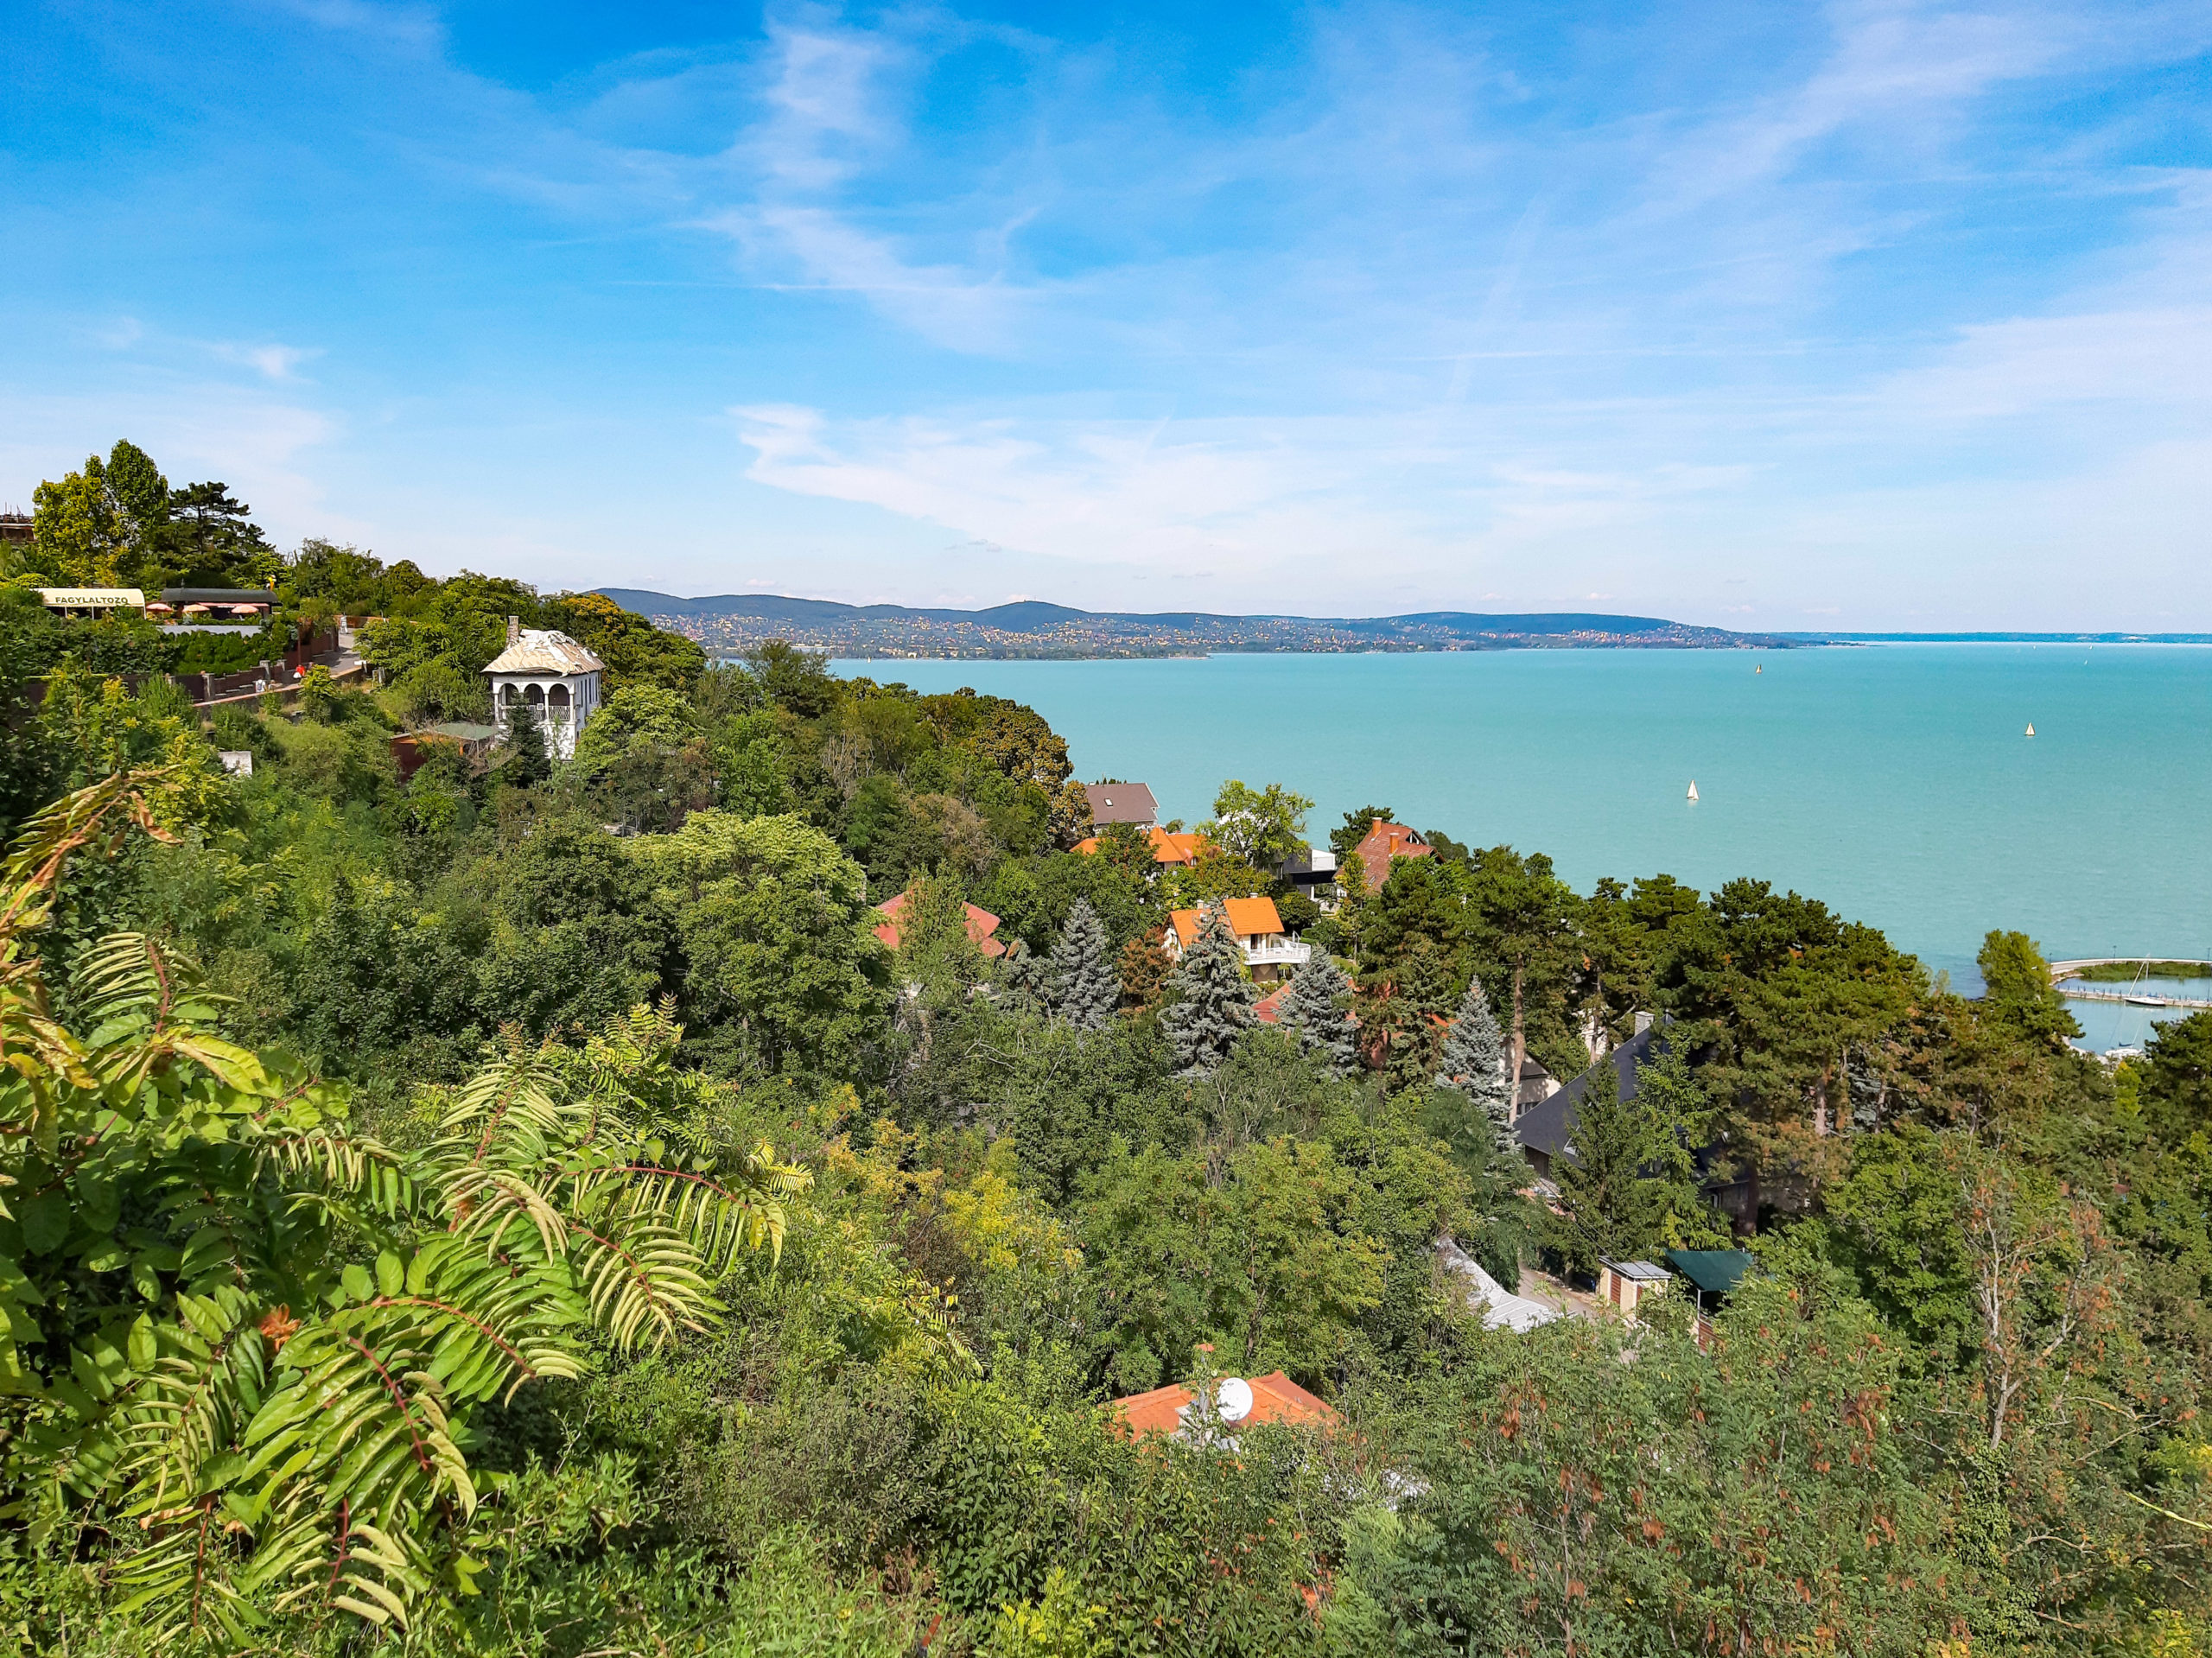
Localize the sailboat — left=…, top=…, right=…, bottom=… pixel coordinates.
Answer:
left=1755, top=664, right=1762, bottom=674
left=2025, top=722, right=2036, bottom=737
left=1687, top=780, right=1700, bottom=802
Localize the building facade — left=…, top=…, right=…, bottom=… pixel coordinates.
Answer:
left=482, top=616, right=605, bottom=761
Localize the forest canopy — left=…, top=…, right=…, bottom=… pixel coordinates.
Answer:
left=0, top=447, right=2206, bottom=1655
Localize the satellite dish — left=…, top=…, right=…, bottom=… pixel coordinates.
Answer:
left=1216, top=1377, right=1254, bottom=1423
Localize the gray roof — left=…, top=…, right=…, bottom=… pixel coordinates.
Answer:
left=1604, top=1259, right=1671, bottom=1281
left=484, top=629, right=605, bottom=676
left=1513, top=1020, right=1669, bottom=1164
left=1083, top=782, right=1157, bottom=825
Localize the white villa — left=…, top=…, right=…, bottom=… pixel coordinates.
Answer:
left=1163, top=896, right=1311, bottom=981
left=484, top=616, right=605, bottom=760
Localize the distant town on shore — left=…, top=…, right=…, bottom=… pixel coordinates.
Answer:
left=596, top=588, right=1804, bottom=658
left=599, top=588, right=2212, bottom=659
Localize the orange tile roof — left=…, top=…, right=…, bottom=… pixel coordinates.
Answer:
left=873, top=890, right=1007, bottom=957
left=1352, top=820, right=1432, bottom=892
left=1112, top=1371, right=1340, bottom=1439
left=1252, top=983, right=1293, bottom=1025
left=1166, top=896, right=1284, bottom=950
left=1074, top=826, right=1209, bottom=867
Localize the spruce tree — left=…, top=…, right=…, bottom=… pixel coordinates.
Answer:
left=502, top=703, right=550, bottom=788
left=1160, top=900, right=1256, bottom=1077
left=1437, top=974, right=1513, bottom=1148
left=997, top=937, right=1049, bottom=1014
left=1278, top=955, right=1357, bottom=1076
left=1049, top=898, right=1118, bottom=1030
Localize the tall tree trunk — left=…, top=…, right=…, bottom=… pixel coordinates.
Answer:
left=1510, top=961, right=1526, bottom=1111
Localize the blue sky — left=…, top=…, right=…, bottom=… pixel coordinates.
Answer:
left=3, top=1, right=2209, bottom=626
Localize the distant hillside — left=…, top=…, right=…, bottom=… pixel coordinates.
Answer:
left=596, top=589, right=1802, bottom=659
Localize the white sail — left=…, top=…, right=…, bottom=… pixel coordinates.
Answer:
left=1687, top=780, right=1700, bottom=801
left=2025, top=722, right=2036, bottom=737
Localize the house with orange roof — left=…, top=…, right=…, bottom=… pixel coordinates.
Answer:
left=1350, top=819, right=1432, bottom=893
left=873, top=889, right=1007, bottom=957
left=1073, top=825, right=1209, bottom=867
left=1162, top=896, right=1311, bottom=981
left=1112, top=1369, right=1339, bottom=1443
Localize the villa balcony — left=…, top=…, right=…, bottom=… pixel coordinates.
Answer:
left=1243, top=938, right=1313, bottom=969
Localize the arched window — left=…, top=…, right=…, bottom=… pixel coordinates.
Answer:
left=499, top=683, right=518, bottom=708
left=548, top=682, right=570, bottom=708
left=525, top=683, right=545, bottom=707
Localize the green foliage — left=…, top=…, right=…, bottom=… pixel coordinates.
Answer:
left=1202, top=778, right=1313, bottom=872
left=1160, top=900, right=1256, bottom=1077
left=1977, top=926, right=2082, bottom=1045
left=1434, top=974, right=1510, bottom=1145
left=635, top=810, right=888, bottom=1079
left=4, top=530, right=2206, bottom=1650
left=0, top=777, right=807, bottom=1642
left=1278, top=954, right=1357, bottom=1077
left=1047, top=897, right=1117, bottom=1031
left=1549, top=1046, right=1724, bottom=1275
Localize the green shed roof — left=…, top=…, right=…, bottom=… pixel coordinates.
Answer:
left=1664, top=1249, right=1755, bottom=1297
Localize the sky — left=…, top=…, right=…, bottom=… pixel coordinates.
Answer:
left=3, top=0, right=2209, bottom=628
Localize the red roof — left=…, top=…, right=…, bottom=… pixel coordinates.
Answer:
left=1112, top=1371, right=1339, bottom=1439
left=1252, top=983, right=1293, bottom=1025
left=873, top=890, right=1007, bottom=957
left=1351, top=820, right=1431, bottom=892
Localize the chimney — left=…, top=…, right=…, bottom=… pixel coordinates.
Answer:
left=1633, top=1010, right=1654, bottom=1035
left=506, top=614, right=520, bottom=647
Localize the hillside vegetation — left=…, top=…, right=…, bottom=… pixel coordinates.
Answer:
left=0, top=457, right=2206, bottom=1655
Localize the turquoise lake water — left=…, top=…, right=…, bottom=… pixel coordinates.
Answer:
left=832, top=645, right=2212, bottom=1046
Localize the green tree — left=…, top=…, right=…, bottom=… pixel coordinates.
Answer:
left=1434, top=975, right=1511, bottom=1148
left=1975, top=929, right=2081, bottom=1046
left=1549, top=1047, right=1719, bottom=1275
left=501, top=702, right=551, bottom=787
left=1329, top=804, right=1395, bottom=861
left=1201, top=779, right=1313, bottom=872
left=1159, top=901, right=1256, bottom=1077
left=0, top=775, right=808, bottom=1641
left=1463, top=845, right=1580, bottom=1090
left=1048, top=897, right=1118, bottom=1031
left=31, top=451, right=121, bottom=585
left=1356, top=939, right=1452, bottom=1094
left=1278, top=955, right=1357, bottom=1077
left=635, top=810, right=888, bottom=1078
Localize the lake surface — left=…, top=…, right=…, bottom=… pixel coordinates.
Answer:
left=833, top=645, right=2212, bottom=1033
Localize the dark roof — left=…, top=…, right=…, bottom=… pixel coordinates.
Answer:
left=1604, top=1259, right=1671, bottom=1281
left=1665, top=1248, right=1755, bottom=1297
left=1513, top=1021, right=1669, bottom=1163
left=1083, top=782, right=1158, bottom=825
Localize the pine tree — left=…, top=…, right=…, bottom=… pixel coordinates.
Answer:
left=1356, top=940, right=1452, bottom=1093
left=503, top=702, right=550, bottom=787
left=1279, top=955, right=1357, bottom=1075
left=1437, top=974, right=1513, bottom=1148
left=1049, top=897, right=1118, bottom=1030
left=997, top=937, right=1050, bottom=1014
left=1160, top=900, right=1256, bottom=1076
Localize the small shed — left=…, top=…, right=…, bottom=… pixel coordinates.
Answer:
left=1597, top=1258, right=1671, bottom=1320
left=391, top=721, right=500, bottom=782
left=1663, top=1248, right=1755, bottom=1315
